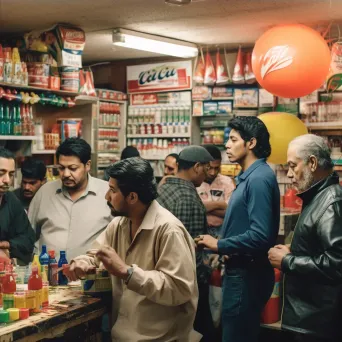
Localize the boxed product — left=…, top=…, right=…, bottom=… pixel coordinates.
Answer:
left=192, top=101, right=203, bottom=116
left=217, top=101, right=232, bottom=114
left=212, top=87, right=234, bottom=100
left=192, top=86, right=212, bottom=101
left=203, top=102, right=218, bottom=116
left=96, top=88, right=127, bottom=101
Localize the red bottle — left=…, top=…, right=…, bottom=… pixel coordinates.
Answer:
left=261, top=269, right=282, bottom=324
left=28, top=266, right=42, bottom=313
left=2, top=268, right=16, bottom=294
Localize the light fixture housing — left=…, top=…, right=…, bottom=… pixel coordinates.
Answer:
left=112, top=28, right=198, bottom=58
left=165, top=0, right=191, bottom=5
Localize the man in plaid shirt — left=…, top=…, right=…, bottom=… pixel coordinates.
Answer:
left=158, top=145, right=214, bottom=342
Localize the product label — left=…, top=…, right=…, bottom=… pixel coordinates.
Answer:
left=127, top=61, right=192, bottom=94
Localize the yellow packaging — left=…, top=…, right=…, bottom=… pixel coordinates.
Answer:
left=25, top=291, right=36, bottom=311
left=14, top=292, right=26, bottom=309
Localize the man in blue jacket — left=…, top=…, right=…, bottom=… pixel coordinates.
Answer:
left=198, top=116, right=280, bottom=342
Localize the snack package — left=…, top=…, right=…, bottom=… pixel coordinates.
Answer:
left=216, top=50, right=229, bottom=85
left=193, top=55, right=205, bottom=84
left=326, top=42, right=342, bottom=92
left=204, top=51, right=216, bottom=86
left=232, top=46, right=245, bottom=84
left=79, top=69, right=96, bottom=96
left=244, top=52, right=256, bottom=84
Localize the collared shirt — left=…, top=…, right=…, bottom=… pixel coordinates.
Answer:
left=74, top=200, right=200, bottom=342
left=157, top=177, right=211, bottom=284
left=13, top=188, right=31, bottom=211
left=28, top=175, right=112, bottom=260
left=218, top=159, right=280, bottom=256
left=157, top=177, right=207, bottom=238
left=197, top=173, right=235, bottom=229
left=0, top=192, right=35, bottom=264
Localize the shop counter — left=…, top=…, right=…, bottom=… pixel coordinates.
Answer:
left=0, top=285, right=109, bottom=342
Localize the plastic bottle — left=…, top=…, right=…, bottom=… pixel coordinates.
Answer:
left=39, top=245, right=49, bottom=281
left=28, top=266, right=42, bottom=313
left=0, top=104, right=5, bottom=135
left=3, top=267, right=16, bottom=310
left=0, top=44, right=3, bottom=82
left=32, top=255, right=42, bottom=277
left=13, top=105, right=22, bottom=136
left=58, top=251, right=68, bottom=286
left=48, top=250, right=58, bottom=286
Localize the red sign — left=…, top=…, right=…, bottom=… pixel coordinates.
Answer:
left=127, top=61, right=192, bottom=94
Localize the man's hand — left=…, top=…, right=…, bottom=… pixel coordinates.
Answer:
left=195, top=235, right=219, bottom=252
left=68, top=260, right=92, bottom=281
left=268, top=245, right=291, bottom=269
left=96, top=246, right=129, bottom=280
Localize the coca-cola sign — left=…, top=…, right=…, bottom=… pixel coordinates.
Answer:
left=127, top=61, right=192, bottom=94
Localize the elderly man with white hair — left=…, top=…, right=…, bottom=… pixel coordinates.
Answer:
left=268, top=134, right=342, bottom=342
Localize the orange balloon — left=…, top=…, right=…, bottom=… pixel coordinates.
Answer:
left=252, top=24, right=331, bottom=98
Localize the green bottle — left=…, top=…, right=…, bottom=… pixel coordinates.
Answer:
left=13, top=105, right=22, bottom=136
left=0, top=104, right=5, bottom=135
left=4, top=105, right=11, bottom=135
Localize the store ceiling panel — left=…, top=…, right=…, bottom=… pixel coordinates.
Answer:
left=0, top=0, right=341, bottom=63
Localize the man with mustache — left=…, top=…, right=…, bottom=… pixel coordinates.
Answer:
left=28, top=138, right=112, bottom=260
left=13, top=158, right=46, bottom=212
left=269, top=134, right=342, bottom=342
left=0, top=147, right=35, bottom=264
left=68, top=158, right=199, bottom=341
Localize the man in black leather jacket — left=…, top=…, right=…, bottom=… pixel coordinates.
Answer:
left=269, top=134, right=342, bottom=342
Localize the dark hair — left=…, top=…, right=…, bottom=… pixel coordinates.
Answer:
left=228, top=116, right=271, bottom=159
left=56, top=138, right=91, bottom=164
left=165, top=153, right=179, bottom=163
left=0, top=147, right=15, bottom=160
left=21, top=158, right=46, bottom=181
left=107, top=157, right=157, bottom=205
left=178, top=159, right=197, bottom=171
left=121, top=146, right=140, bottom=160
left=202, top=145, right=222, bottom=161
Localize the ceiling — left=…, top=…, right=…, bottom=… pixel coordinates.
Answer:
left=0, top=0, right=341, bottom=63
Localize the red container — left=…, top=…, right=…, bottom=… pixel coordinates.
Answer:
left=261, top=269, right=282, bottom=324
left=284, top=187, right=302, bottom=211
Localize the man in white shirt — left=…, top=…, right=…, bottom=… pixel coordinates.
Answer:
left=28, top=138, right=112, bottom=259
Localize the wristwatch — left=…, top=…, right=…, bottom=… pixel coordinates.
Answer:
left=124, top=265, right=134, bottom=285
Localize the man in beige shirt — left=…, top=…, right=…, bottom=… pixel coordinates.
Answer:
left=68, top=157, right=200, bottom=342
left=28, top=138, right=112, bottom=259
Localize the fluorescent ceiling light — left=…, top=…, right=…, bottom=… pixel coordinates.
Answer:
left=165, top=0, right=191, bottom=5
left=112, top=28, right=198, bottom=58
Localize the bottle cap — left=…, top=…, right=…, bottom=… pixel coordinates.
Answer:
left=19, top=308, right=29, bottom=320
left=0, top=310, right=9, bottom=323
left=7, top=308, right=19, bottom=321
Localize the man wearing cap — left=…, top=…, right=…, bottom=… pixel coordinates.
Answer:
left=158, top=145, right=215, bottom=342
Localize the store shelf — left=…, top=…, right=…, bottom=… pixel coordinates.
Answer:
left=200, top=125, right=227, bottom=128
left=307, top=122, right=342, bottom=130
left=99, top=98, right=126, bottom=104
left=98, top=150, right=120, bottom=154
left=98, top=126, right=121, bottom=129
left=127, top=134, right=191, bottom=138
left=75, top=95, right=99, bottom=105
left=32, top=149, right=56, bottom=154
left=0, top=135, right=37, bottom=141
left=0, top=81, right=80, bottom=97
left=98, top=137, right=119, bottom=141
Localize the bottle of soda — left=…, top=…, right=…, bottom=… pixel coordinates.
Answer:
left=39, top=245, right=49, bottom=281
left=28, top=266, right=42, bottom=313
left=58, top=251, right=68, bottom=285
left=48, top=250, right=58, bottom=286
left=0, top=103, right=5, bottom=135
left=4, top=105, right=11, bottom=135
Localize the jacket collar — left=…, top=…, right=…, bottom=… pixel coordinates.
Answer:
left=297, top=172, right=340, bottom=205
